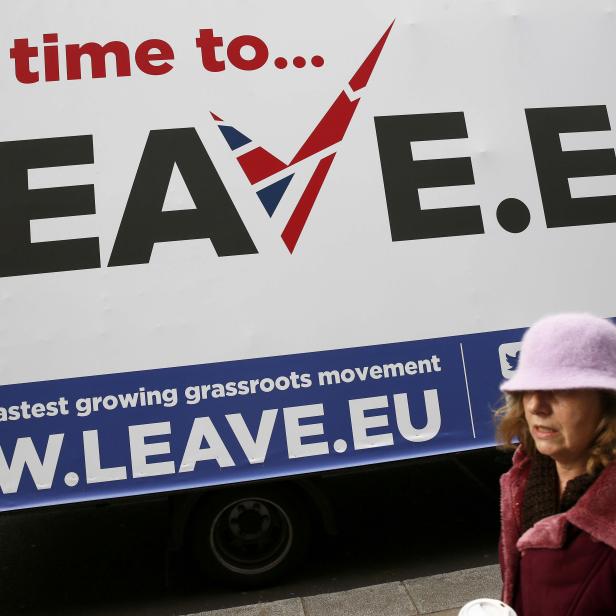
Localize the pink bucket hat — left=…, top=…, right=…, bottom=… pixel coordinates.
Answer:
left=501, top=313, right=616, bottom=392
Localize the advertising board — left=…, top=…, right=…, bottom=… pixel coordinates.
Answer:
left=1, top=0, right=615, bottom=511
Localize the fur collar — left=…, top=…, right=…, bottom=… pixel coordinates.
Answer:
left=517, top=455, right=616, bottom=552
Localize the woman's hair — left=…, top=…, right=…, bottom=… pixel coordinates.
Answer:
left=495, top=390, right=616, bottom=475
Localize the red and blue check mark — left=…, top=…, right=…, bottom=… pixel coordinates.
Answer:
left=211, top=22, right=394, bottom=252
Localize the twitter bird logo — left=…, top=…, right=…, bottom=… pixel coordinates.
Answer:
left=499, top=342, right=522, bottom=378
left=505, top=351, right=520, bottom=372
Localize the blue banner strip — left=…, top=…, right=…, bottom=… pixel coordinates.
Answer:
left=0, top=324, right=526, bottom=511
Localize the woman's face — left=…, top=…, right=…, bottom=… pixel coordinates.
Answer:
left=523, top=389, right=604, bottom=468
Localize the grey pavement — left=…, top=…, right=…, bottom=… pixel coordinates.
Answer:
left=187, top=564, right=502, bottom=616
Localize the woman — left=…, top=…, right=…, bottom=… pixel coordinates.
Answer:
left=496, top=313, right=616, bottom=616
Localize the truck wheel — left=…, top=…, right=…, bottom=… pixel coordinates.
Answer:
left=189, top=486, right=310, bottom=587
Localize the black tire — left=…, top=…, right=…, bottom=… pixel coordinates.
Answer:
left=189, top=485, right=310, bottom=588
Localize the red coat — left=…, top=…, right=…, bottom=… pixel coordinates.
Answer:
left=499, top=447, right=616, bottom=616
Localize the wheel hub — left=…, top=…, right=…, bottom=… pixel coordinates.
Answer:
left=209, top=496, right=294, bottom=574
